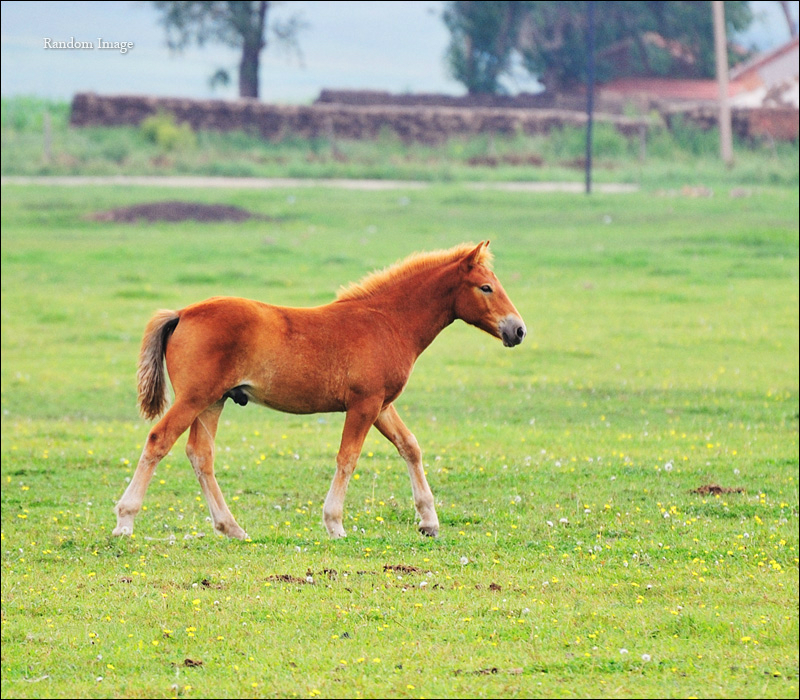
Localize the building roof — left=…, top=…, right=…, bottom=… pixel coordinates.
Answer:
left=730, top=35, right=799, bottom=82
left=599, top=77, right=750, bottom=101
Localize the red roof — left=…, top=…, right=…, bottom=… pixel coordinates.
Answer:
left=600, top=77, right=751, bottom=100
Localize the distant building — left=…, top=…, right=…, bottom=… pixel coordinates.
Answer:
left=597, top=36, right=799, bottom=110
left=729, top=35, right=799, bottom=107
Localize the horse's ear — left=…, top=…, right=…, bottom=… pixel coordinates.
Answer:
left=462, top=241, right=490, bottom=270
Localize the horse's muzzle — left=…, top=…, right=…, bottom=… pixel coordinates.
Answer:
left=500, top=316, right=527, bottom=347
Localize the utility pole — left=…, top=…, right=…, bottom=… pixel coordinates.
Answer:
left=712, top=0, right=734, bottom=166
left=585, top=0, right=595, bottom=194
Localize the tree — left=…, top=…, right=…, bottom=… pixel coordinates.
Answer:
left=443, top=1, right=528, bottom=94
left=442, top=1, right=754, bottom=94
left=152, top=1, right=305, bottom=99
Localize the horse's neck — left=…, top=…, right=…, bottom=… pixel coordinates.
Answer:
left=374, top=266, right=458, bottom=356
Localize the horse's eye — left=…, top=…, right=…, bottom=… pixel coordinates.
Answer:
left=480, top=285, right=493, bottom=294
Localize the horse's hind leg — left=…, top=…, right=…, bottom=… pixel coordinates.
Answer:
left=374, top=404, right=440, bottom=537
left=113, top=399, right=200, bottom=536
left=185, top=401, right=248, bottom=540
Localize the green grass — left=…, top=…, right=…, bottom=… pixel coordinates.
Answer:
left=2, top=96, right=798, bottom=190
left=1, top=182, right=798, bottom=698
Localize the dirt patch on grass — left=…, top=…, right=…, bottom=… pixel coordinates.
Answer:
left=383, top=564, right=424, bottom=575
left=88, top=201, right=260, bottom=223
left=691, top=483, right=745, bottom=495
left=266, top=574, right=313, bottom=585
left=455, top=666, right=523, bottom=676
left=474, top=582, right=503, bottom=591
left=200, top=578, right=224, bottom=589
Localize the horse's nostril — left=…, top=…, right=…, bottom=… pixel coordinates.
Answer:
left=516, top=326, right=526, bottom=339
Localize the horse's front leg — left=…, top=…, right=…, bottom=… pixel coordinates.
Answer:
left=323, top=397, right=384, bottom=537
left=374, top=404, right=439, bottom=537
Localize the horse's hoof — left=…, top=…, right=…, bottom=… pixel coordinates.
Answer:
left=419, top=524, right=439, bottom=538
left=214, top=522, right=249, bottom=540
left=112, top=525, right=132, bottom=536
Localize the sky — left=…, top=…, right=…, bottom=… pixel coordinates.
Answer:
left=1, top=1, right=798, bottom=104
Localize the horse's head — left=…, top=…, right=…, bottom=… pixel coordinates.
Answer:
left=454, top=241, right=527, bottom=347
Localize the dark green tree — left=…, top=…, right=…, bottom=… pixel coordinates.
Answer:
left=443, top=1, right=528, bottom=94
left=152, top=1, right=305, bottom=99
left=442, top=1, right=754, bottom=94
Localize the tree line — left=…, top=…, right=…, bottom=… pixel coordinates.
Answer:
left=152, top=1, right=768, bottom=100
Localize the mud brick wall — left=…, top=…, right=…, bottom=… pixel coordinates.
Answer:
left=313, top=89, right=565, bottom=109
left=740, top=107, right=798, bottom=141
left=663, top=105, right=798, bottom=141
left=69, top=92, right=648, bottom=143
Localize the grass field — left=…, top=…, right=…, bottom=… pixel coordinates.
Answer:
left=1, top=181, right=798, bottom=698
left=3, top=96, right=799, bottom=190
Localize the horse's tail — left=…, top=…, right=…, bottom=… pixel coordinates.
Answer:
left=137, top=309, right=180, bottom=420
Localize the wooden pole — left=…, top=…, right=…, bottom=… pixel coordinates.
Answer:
left=585, top=1, right=595, bottom=194
left=712, top=1, right=733, bottom=166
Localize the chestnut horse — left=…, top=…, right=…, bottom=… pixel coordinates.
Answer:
left=113, top=241, right=526, bottom=539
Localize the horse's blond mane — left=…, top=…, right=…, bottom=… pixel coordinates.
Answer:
left=336, top=243, right=493, bottom=302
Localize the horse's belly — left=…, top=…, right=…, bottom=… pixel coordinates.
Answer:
left=248, top=391, right=344, bottom=415
left=239, top=370, right=346, bottom=415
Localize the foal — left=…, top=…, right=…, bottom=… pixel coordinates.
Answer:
left=113, top=241, right=526, bottom=539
